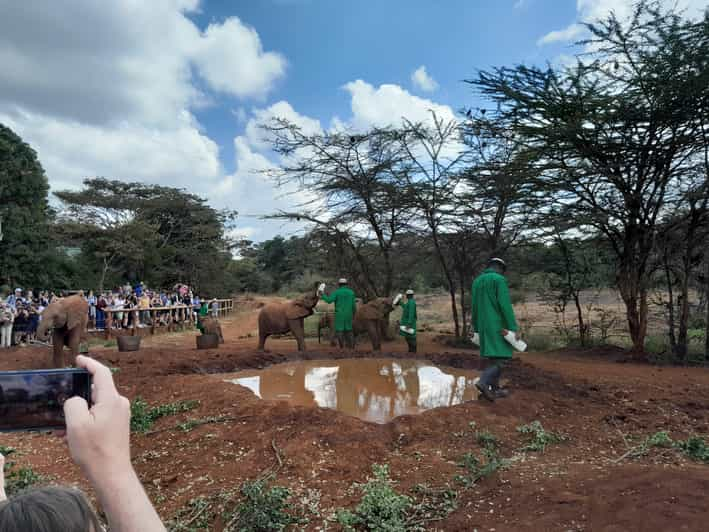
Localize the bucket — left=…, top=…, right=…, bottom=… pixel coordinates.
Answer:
left=117, top=335, right=141, bottom=352
left=196, top=333, right=219, bottom=350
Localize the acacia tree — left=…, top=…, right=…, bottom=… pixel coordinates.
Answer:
left=265, top=120, right=413, bottom=298
left=55, top=178, right=237, bottom=294
left=468, top=1, right=709, bottom=355
left=393, top=114, right=467, bottom=336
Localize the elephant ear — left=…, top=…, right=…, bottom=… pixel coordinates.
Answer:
left=286, top=300, right=313, bottom=320
left=66, top=307, right=82, bottom=330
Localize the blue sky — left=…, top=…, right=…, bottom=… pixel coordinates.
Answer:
left=190, top=0, right=578, bottom=173
left=1, top=0, right=702, bottom=241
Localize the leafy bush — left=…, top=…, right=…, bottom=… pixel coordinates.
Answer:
left=337, top=464, right=412, bottom=532
left=232, top=475, right=299, bottom=532
left=454, top=447, right=504, bottom=489
left=131, top=397, right=200, bottom=433
left=676, top=436, right=709, bottom=463
left=517, top=421, right=567, bottom=452
left=1, top=447, right=46, bottom=496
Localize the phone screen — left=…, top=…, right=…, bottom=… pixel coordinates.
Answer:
left=0, top=369, right=92, bottom=432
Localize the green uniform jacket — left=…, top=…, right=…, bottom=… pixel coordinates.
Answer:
left=398, top=299, right=417, bottom=338
left=197, top=303, right=209, bottom=333
left=471, top=269, right=518, bottom=359
left=321, top=287, right=356, bottom=331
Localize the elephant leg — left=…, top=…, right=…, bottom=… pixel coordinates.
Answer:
left=51, top=330, right=65, bottom=368
left=289, top=319, right=306, bottom=351
left=67, top=328, right=82, bottom=365
left=258, top=330, right=268, bottom=351
left=367, top=322, right=380, bottom=352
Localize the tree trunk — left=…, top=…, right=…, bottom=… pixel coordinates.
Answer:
left=705, top=254, right=709, bottom=361
left=663, top=253, right=677, bottom=352
left=572, top=292, right=588, bottom=346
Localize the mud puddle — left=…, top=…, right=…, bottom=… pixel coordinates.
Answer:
left=223, top=358, right=480, bottom=423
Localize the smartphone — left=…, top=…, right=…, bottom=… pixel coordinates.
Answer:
left=0, top=368, right=92, bottom=432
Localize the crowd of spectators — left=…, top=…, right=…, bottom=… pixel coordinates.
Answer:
left=0, top=283, right=221, bottom=348
left=0, top=288, right=54, bottom=348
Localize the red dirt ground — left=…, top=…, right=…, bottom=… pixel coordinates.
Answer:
left=2, top=299, right=709, bottom=531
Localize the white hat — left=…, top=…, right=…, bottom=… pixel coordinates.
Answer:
left=338, top=278, right=348, bottom=284
left=489, top=257, right=506, bottom=268
left=14, top=288, right=21, bottom=292
left=405, top=289, right=414, bottom=295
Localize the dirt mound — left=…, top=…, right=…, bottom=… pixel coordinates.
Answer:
left=2, top=314, right=709, bottom=530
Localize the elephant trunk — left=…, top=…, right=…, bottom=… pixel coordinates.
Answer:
left=36, top=318, right=51, bottom=341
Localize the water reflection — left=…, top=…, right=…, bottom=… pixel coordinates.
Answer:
left=225, top=358, right=479, bottom=424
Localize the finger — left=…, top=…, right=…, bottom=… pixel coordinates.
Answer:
left=75, top=355, right=118, bottom=402
left=64, top=396, right=91, bottom=431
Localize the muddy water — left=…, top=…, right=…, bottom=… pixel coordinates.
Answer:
left=224, top=358, right=480, bottom=424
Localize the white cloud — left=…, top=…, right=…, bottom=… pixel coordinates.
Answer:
left=191, top=17, right=286, bottom=99
left=0, top=107, right=221, bottom=195
left=245, top=100, right=322, bottom=151
left=411, top=66, right=439, bottom=93
left=513, top=0, right=530, bottom=10
left=343, top=80, right=456, bottom=130
left=0, top=0, right=289, bottom=241
left=538, top=0, right=707, bottom=46
left=537, top=24, right=585, bottom=46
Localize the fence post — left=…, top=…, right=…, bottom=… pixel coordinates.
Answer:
left=105, top=311, right=112, bottom=340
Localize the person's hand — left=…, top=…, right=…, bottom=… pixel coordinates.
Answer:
left=63, top=355, right=132, bottom=483
left=0, top=453, right=7, bottom=502
left=393, top=293, right=402, bottom=305
left=501, top=329, right=509, bottom=337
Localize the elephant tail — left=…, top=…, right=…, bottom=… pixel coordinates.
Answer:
left=318, top=321, right=321, bottom=344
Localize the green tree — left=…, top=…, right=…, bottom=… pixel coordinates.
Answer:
left=0, top=124, right=54, bottom=288
left=468, top=1, right=709, bottom=355
left=55, top=178, right=237, bottom=294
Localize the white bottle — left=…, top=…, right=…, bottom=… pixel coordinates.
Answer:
left=504, top=331, right=527, bottom=352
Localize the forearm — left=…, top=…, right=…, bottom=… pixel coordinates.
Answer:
left=91, top=468, right=165, bottom=532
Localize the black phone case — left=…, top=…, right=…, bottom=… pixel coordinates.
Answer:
left=0, top=368, right=92, bottom=432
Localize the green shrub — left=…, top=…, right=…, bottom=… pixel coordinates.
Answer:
left=337, top=464, right=412, bottom=532
left=232, top=475, right=299, bottom=532
left=516, top=421, right=567, bottom=452
left=131, top=397, right=200, bottom=433
left=1, top=448, right=46, bottom=496
left=676, top=436, right=709, bottom=463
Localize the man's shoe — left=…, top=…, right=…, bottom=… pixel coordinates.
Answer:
left=475, top=380, right=496, bottom=402
left=494, top=388, right=510, bottom=398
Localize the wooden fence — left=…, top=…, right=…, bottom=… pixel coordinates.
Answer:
left=100, top=298, right=234, bottom=339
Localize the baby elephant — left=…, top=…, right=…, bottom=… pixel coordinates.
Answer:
left=36, top=295, right=89, bottom=368
left=200, top=316, right=224, bottom=343
left=258, top=292, right=320, bottom=351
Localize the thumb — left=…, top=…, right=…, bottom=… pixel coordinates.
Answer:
left=64, top=396, right=92, bottom=431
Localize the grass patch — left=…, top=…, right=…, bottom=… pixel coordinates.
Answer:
left=676, top=436, right=709, bottom=463
left=516, top=421, right=567, bottom=452
left=337, top=464, right=412, bottom=532
left=230, top=474, right=302, bottom=531
left=1, top=446, right=47, bottom=496
left=131, top=397, right=200, bottom=433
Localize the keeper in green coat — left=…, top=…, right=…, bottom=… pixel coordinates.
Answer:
left=196, top=301, right=209, bottom=334
left=395, top=289, right=417, bottom=353
left=319, top=278, right=356, bottom=349
left=471, top=258, right=519, bottom=402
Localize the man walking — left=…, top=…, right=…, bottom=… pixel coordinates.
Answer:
left=471, top=258, right=520, bottom=401
left=394, top=289, right=417, bottom=353
left=319, top=278, right=356, bottom=349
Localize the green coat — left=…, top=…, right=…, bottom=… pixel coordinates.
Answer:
left=398, top=299, right=417, bottom=338
left=471, top=269, right=518, bottom=359
left=321, top=287, right=356, bottom=331
left=196, top=303, right=209, bottom=333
